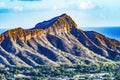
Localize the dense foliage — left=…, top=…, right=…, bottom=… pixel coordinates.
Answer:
left=0, top=63, right=120, bottom=79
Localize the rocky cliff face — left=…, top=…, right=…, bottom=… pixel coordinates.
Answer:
left=0, top=14, right=77, bottom=42
left=0, top=14, right=120, bottom=67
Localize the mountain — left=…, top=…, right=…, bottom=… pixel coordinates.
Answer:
left=0, top=13, right=120, bottom=67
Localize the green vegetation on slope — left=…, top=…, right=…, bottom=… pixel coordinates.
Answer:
left=0, top=62, right=120, bottom=80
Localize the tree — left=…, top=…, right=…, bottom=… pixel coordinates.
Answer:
left=0, top=74, right=5, bottom=79
left=115, top=72, right=120, bottom=80
left=103, top=74, right=112, bottom=80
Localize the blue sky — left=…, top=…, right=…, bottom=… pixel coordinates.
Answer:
left=0, top=0, right=120, bottom=29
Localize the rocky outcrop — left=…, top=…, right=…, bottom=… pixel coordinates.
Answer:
left=0, top=14, right=77, bottom=42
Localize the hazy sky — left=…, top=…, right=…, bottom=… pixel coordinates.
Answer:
left=0, top=0, right=120, bottom=29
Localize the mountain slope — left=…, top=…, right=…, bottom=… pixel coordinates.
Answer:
left=0, top=14, right=120, bottom=67
left=70, top=28, right=120, bottom=60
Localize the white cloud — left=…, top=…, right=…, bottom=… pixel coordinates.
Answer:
left=53, top=6, right=57, bottom=10
left=79, top=0, right=95, bottom=10
left=19, top=0, right=41, bottom=1
left=13, top=6, right=23, bottom=11
left=0, top=2, right=6, bottom=8
left=0, top=0, right=95, bottom=12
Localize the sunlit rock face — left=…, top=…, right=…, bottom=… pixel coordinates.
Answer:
left=0, top=13, right=120, bottom=67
